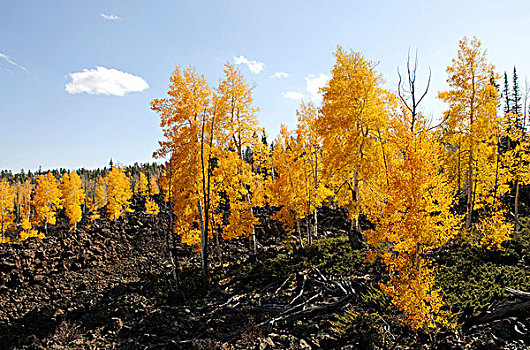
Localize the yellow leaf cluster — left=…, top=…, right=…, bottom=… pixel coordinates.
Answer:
left=33, top=173, right=62, bottom=230
left=439, top=36, right=511, bottom=247
left=0, top=179, right=16, bottom=235
left=145, top=197, right=160, bottom=215
left=134, top=172, right=149, bottom=196
left=19, top=229, right=45, bottom=242
left=269, top=108, right=330, bottom=239
left=149, top=176, right=159, bottom=195
left=317, top=46, right=391, bottom=222
left=365, top=107, right=459, bottom=329
left=151, top=64, right=264, bottom=251
left=87, top=176, right=108, bottom=221
left=106, top=168, right=133, bottom=220
left=15, top=180, right=34, bottom=232
left=60, top=171, right=85, bottom=230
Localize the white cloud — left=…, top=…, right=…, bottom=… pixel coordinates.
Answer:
left=271, top=71, right=290, bottom=79
left=65, top=66, right=149, bottom=96
left=305, top=73, right=329, bottom=103
left=0, top=53, right=27, bottom=72
left=100, top=13, right=121, bottom=20
left=233, top=55, right=265, bottom=74
left=282, top=91, right=304, bottom=100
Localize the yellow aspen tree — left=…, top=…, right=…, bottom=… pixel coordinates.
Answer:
left=365, top=106, right=459, bottom=329
left=214, top=63, right=264, bottom=256
left=157, top=170, right=171, bottom=202
left=152, top=64, right=265, bottom=283
left=269, top=113, right=330, bottom=247
left=295, top=102, right=330, bottom=244
left=317, top=46, right=391, bottom=248
left=269, top=125, right=308, bottom=244
left=145, top=197, right=160, bottom=215
left=60, top=171, right=86, bottom=230
left=151, top=66, right=216, bottom=283
left=87, top=176, right=108, bottom=221
left=213, top=150, right=258, bottom=240
left=33, top=173, right=62, bottom=235
left=0, top=179, right=16, bottom=237
left=106, top=168, right=133, bottom=220
left=149, top=176, right=160, bottom=196
left=18, top=228, right=44, bottom=242
left=439, top=37, right=512, bottom=247
left=15, top=180, right=34, bottom=234
left=85, top=197, right=97, bottom=222
left=506, top=125, right=530, bottom=232
left=134, top=172, right=149, bottom=196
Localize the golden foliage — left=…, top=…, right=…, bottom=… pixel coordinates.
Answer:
left=317, top=46, right=391, bottom=222
left=365, top=106, right=459, bottom=329
left=135, top=172, right=149, bottom=196
left=151, top=64, right=264, bottom=250
left=19, top=229, right=45, bottom=242
left=439, top=36, right=511, bottom=247
left=106, top=168, right=133, bottom=220
left=145, top=197, right=160, bottom=215
left=269, top=104, right=330, bottom=240
left=33, top=173, right=62, bottom=231
left=0, top=179, right=16, bottom=235
left=149, top=176, right=159, bottom=195
left=60, top=171, right=85, bottom=230
left=16, top=180, right=34, bottom=232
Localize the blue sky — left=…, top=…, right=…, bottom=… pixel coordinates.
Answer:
left=2, top=0, right=530, bottom=172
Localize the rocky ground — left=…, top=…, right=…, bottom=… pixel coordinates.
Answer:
left=0, top=206, right=529, bottom=349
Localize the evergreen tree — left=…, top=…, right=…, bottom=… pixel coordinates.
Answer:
left=503, top=71, right=511, bottom=116
left=512, top=67, right=522, bottom=128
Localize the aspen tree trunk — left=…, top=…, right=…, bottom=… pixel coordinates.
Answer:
left=311, top=210, right=316, bottom=246
left=246, top=194, right=257, bottom=260
left=465, top=153, right=474, bottom=230
left=466, top=81, right=476, bottom=230
left=306, top=217, right=311, bottom=246
left=214, top=226, right=226, bottom=274
left=492, top=141, right=501, bottom=207
left=349, top=171, right=363, bottom=249
left=309, top=146, right=318, bottom=245
left=457, top=147, right=461, bottom=193
left=198, top=199, right=208, bottom=286
left=296, top=221, right=303, bottom=248
left=515, top=180, right=520, bottom=233
left=166, top=160, right=184, bottom=301
left=468, top=159, right=479, bottom=232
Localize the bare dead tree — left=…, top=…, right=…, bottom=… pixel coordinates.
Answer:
left=397, top=50, right=431, bottom=132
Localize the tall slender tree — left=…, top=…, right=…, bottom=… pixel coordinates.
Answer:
left=0, top=180, right=15, bottom=237
left=33, top=173, right=62, bottom=235
left=317, top=46, right=391, bottom=248
left=439, top=37, right=511, bottom=247
left=60, top=171, right=85, bottom=230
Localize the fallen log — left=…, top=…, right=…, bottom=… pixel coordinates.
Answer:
left=464, top=287, right=530, bottom=329
left=505, top=287, right=530, bottom=300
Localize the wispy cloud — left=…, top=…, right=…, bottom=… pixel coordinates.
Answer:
left=305, top=73, right=329, bottom=103
left=282, top=91, right=304, bottom=100
left=233, top=55, right=265, bottom=74
left=0, top=53, right=27, bottom=72
left=65, top=67, right=149, bottom=96
left=271, top=71, right=290, bottom=79
left=100, top=13, right=121, bottom=20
